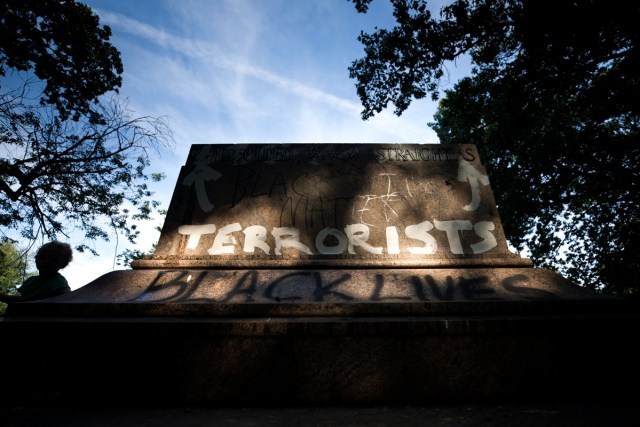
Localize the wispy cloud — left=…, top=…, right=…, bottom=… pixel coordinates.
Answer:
left=97, top=10, right=362, bottom=115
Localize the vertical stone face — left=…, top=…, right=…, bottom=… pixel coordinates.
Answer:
left=137, top=143, right=527, bottom=269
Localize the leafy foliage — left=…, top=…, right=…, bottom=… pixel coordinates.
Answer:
left=0, top=238, right=28, bottom=292
left=349, top=0, right=640, bottom=295
left=0, top=1, right=173, bottom=254
left=0, top=238, right=31, bottom=314
left=116, top=209, right=166, bottom=268
left=0, top=0, right=123, bottom=122
left=0, top=89, right=171, bottom=253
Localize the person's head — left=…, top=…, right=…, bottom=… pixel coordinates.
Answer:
left=35, top=241, right=73, bottom=275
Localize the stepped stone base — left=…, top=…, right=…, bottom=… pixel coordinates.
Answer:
left=1, top=266, right=603, bottom=316
left=1, top=267, right=638, bottom=407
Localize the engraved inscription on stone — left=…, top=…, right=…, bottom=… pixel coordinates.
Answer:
left=138, top=143, right=522, bottom=268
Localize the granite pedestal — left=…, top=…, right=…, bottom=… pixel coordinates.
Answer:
left=2, top=144, right=637, bottom=407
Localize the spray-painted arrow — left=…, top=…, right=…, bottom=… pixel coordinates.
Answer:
left=457, top=159, right=490, bottom=212
left=182, top=162, right=222, bottom=212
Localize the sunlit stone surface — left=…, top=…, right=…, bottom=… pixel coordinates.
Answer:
left=138, top=143, right=525, bottom=268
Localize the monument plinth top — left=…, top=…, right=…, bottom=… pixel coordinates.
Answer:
left=133, top=143, right=529, bottom=269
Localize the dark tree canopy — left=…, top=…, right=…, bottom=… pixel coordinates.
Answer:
left=0, top=1, right=172, bottom=255
left=0, top=0, right=123, bottom=121
left=350, top=0, right=640, bottom=296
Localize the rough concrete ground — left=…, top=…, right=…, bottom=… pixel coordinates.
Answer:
left=2, top=403, right=638, bottom=427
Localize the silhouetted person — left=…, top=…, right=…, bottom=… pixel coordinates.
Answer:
left=0, top=241, right=72, bottom=303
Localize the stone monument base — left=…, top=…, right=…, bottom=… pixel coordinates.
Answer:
left=1, top=267, right=638, bottom=407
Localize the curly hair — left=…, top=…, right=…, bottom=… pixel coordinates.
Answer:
left=37, top=241, right=73, bottom=269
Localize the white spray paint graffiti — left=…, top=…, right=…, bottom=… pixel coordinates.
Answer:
left=182, top=157, right=222, bottom=212
left=457, top=159, right=490, bottom=212
left=176, top=147, right=499, bottom=258
left=177, top=221, right=497, bottom=256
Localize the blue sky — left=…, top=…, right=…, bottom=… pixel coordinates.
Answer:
left=61, top=0, right=471, bottom=290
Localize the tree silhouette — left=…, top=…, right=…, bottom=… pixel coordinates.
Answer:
left=349, top=0, right=640, bottom=295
